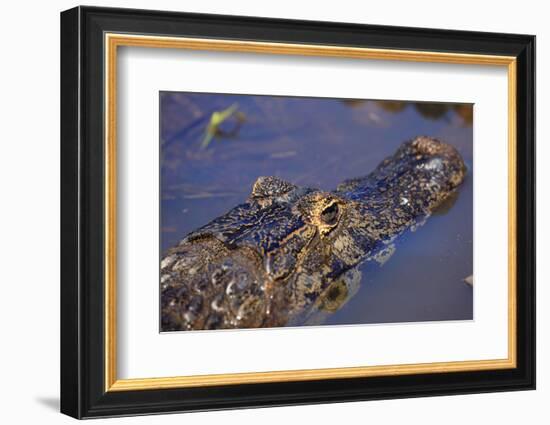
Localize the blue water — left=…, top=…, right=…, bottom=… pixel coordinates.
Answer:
left=160, top=92, right=473, bottom=325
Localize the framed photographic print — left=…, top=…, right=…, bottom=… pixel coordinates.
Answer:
left=60, top=6, right=535, bottom=419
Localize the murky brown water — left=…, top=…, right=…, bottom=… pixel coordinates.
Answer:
left=160, top=92, right=473, bottom=325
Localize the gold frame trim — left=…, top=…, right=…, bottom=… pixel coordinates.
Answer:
left=104, top=33, right=518, bottom=392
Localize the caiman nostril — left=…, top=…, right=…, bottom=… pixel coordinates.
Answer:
left=412, top=136, right=443, bottom=155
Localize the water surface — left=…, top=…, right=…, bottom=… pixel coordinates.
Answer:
left=160, top=92, right=473, bottom=325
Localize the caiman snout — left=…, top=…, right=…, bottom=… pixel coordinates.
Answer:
left=410, top=136, right=466, bottom=189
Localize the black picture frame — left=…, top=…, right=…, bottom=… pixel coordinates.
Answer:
left=61, top=5, right=535, bottom=419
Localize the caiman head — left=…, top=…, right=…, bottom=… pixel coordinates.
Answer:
left=160, top=137, right=466, bottom=331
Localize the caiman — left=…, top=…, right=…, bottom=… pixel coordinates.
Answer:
left=160, top=136, right=466, bottom=331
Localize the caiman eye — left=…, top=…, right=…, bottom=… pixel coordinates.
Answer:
left=320, top=203, right=339, bottom=225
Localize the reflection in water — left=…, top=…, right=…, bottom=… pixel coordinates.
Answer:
left=431, top=190, right=459, bottom=216
left=301, top=269, right=362, bottom=326
left=161, top=94, right=473, bottom=326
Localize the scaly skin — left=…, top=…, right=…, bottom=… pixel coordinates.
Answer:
left=160, top=136, right=466, bottom=331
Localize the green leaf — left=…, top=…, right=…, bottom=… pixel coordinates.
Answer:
left=201, top=103, right=239, bottom=149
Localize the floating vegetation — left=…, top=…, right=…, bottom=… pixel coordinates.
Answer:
left=376, top=101, right=408, bottom=113
left=341, top=99, right=367, bottom=108
left=200, top=103, right=246, bottom=149
left=414, top=102, right=449, bottom=120
left=375, top=100, right=473, bottom=126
